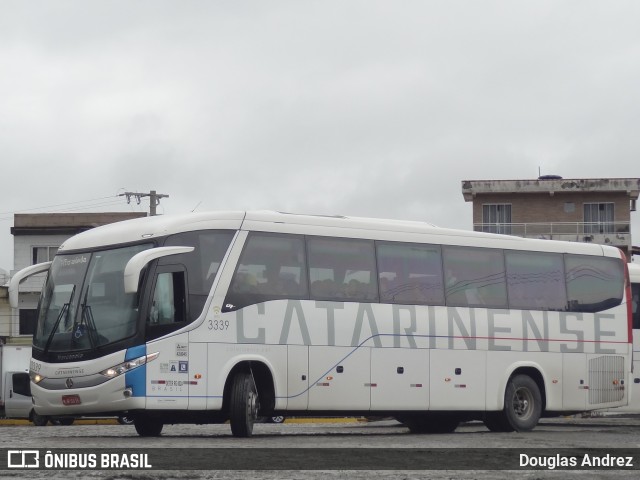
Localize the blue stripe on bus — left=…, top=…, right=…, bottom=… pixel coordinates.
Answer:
left=125, top=344, right=147, bottom=397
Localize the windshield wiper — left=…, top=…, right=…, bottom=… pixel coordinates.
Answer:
left=78, top=305, right=99, bottom=349
left=74, top=280, right=101, bottom=349
left=43, top=286, right=75, bottom=355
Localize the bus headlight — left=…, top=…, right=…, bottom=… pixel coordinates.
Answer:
left=100, top=352, right=159, bottom=379
left=30, top=371, right=45, bottom=384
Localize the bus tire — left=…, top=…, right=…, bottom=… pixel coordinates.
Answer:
left=32, top=412, right=49, bottom=426
left=57, top=417, right=75, bottom=426
left=229, top=372, right=259, bottom=437
left=134, top=416, right=163, bottom=437
left=503, top=374, right=542, bottom=432
left=405, top=414, right=459, bottom=434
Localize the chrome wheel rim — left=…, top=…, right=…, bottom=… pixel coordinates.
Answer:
left=512, top=387, right=533, bottom=420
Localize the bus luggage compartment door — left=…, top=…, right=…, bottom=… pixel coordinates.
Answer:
left=308, top=346, right=370, bottom=410
left=429, top=349, right=486, bottom=410
left=370, top=348, right=429, bottom=410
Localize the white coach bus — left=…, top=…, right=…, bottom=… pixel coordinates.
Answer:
left=9, top=211, right=632, bottom=437
left=609, top=262, right=640, bottom=413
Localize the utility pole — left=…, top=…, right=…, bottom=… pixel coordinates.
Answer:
left=119, top=190, right=169, bottom=216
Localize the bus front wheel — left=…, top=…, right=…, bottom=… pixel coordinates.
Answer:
left=502, top=374, right=542, bottom=432
left=229, top=372, right=259, bottom=437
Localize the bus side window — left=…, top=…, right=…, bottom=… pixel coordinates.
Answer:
left=442, top=246, right=507, bottom=308
left=505, top=251, right=566, bottom=311
left=376, top=242, right=444, bottom=305
left=307, top=237, right=378, bottom=303
left=565, top=255, right=624, bottom=313
left=149, top=271, right=186, bottom=325
left=223, top=233, right=308, bottom=311
left=161, top=230, right=235, bottom=321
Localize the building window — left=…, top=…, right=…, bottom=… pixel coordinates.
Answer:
left=19, top=309, right=37, bottom=335
left=32, top=246, right=59, bottom=264
left=482, top=204, right=512, bottom=234
left=583, top=203, right=614, bottom=234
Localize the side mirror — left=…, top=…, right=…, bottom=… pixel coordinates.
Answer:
left=124, top=246, right=194, bottom=294
left=8, top=262, right=52, bottom=309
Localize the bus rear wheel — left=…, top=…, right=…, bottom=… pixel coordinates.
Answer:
left=229, top=372, right=259, bottom=437
left=500, top=374, right=542, bottom=432
left=134, top=416, right=163, bottom=437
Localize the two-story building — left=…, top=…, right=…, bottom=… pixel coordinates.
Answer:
left=4, top=212, right=146, bottom=344
left=461, top=176, right=640, bottom=260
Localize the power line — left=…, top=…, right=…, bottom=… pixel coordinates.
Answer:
left=0, top=195, right=148, bottom=221
left=37, top=199, right=132, bottom=214
left=119, top=190, right=169, bottom=216
left=0, top=196, right=116, bottom=216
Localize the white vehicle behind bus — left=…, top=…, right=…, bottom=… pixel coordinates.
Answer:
left=605, top=262, right=640, bottom=413
left=0, top=345, right=32, bottom=419
left=9, top=211, right=633, bottom=436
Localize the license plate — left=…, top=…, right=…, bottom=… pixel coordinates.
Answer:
left=62, top=394, right=81, bottom=406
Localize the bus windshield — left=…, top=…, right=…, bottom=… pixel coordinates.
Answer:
left=33, top=244, right=152, bottom=352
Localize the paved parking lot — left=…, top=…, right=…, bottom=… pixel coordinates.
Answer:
left=1, top=415, right=639, bottom=479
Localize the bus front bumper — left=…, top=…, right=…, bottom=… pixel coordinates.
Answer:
left=30, top=379, right=146, bottom=416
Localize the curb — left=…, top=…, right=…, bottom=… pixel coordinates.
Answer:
left=0, top=417, right=365, bottom=426
left=0, top=419, right=120, bottom=426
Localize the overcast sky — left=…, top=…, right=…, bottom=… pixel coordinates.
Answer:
left=1, top=0, right=640, bottom=272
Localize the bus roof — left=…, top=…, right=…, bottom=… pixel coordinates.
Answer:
left=57, top=210, right=620, bottom=258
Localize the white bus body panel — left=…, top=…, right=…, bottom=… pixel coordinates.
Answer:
left=370, top=347, right=429, bottom=410
left=600, top=263, right=638, bottom=413
left=187, top=342, right=207, bottom=410
left=30, top=349, right=147, bottom=416
left=308, top=346, right=370, bottom=410
left=286, top=345, right=309, bottom=410
left=145, top=333, right=190, bottom=410
left=563, top=353, right=587, bottom=411
left=429, top=349, right=485, bottom=410
left=206, top=343, right=288, bottom=411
